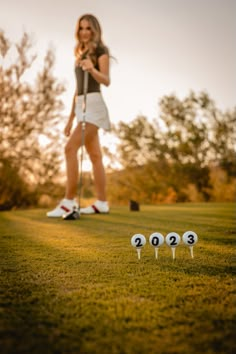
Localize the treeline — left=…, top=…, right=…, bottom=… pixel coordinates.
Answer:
left=0, top=31, right=235, bottom=209
left=106, top=92, right=236, bottom=204
left=0, top=30, right=66, bottom=209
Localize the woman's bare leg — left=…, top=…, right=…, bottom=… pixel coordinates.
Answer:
left=85, top=123, right=107, bottom=201
left=64, top=123, right=83, bottom=199
left=65, top=122, right=107, bottom=201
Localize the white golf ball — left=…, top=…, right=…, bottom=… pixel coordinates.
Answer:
left=182, top=231, right=198, bottom=246
left=165, top=232, right=181, bottom=247
left=149, top=232, right=164, bottom=247
left=131, top=234, right=146, bottom=248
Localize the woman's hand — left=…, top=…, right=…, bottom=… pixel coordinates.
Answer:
left=64, top=120, right=73, bottom=137
left=80, top=58, right=94, bottom=72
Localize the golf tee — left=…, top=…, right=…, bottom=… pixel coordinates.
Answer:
left=171, top=247, right=176, bottom=260
left=137, top=248, right=141, bottom=260
left=190, top=246, right=194, bottom=259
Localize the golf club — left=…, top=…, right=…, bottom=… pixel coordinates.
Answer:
left=63, top=69, right=88, bottom=220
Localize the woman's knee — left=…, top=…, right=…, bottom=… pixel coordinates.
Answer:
left=85, top=126, right=103, bottom=164
left=88, top=150, right=103, bottom=165
left=65, top=141, right=77, bottom=158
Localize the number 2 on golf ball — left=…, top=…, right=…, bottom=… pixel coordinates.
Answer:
left=131, top=234, right=146, bottom=248
left=182, top=231, right=198, bottom=245
left=165, top=232, right=181, bottom=247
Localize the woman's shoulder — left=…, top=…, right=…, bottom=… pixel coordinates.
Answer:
left=95, top=44, right=109, bottom=57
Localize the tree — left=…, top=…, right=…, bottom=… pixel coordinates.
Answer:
left=113, top=91, right=236, bottom=202
left=0, top=30, right=66, bottom=209
left=159, top=91, right=236, bottom=173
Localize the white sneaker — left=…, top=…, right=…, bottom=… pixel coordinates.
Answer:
left=80, top=200, right=109, bottom=215
left=47, top=199, right=78, bottom=218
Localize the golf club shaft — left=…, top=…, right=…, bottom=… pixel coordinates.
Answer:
left=78, top=70, right=89, bottom=208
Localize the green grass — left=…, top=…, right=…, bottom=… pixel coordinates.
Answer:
left=0, top=203, right=235, bottom=354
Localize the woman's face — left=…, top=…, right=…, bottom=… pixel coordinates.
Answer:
left=79, top=19, right=93, bottom=44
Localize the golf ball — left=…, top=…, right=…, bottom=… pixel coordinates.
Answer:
left=165, top=232, right=181, bottom=247
left=182, top=231, right=198, bottom=245
left=131, top=234, right=146, bottom=248
left=149, top=232, right=164, bottom=247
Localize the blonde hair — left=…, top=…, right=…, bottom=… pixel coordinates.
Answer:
left=74, top=14, right=106, bottom=63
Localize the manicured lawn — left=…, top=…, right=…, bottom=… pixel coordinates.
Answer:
left=0, top=203, right=235, bottom=354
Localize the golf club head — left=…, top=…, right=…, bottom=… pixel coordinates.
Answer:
left=62, top=207, right=80, bottom=220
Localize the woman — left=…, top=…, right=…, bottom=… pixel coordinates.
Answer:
left=47, top=14, right=111, bottom=217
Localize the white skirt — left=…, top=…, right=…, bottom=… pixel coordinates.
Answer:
left=75, top=92, right=111, bottom=131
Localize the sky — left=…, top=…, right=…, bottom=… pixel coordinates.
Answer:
left=1, top=0, right=236, bottom=126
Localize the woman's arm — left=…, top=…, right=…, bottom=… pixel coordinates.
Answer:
left=68, top=92, right=77, bottom=119
left=64, top=92, right=77, bottom=137
left=80, top=54, right=110, bottom=86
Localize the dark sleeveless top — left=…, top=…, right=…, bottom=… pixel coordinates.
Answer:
left=75, top=46, right=109, bottom=96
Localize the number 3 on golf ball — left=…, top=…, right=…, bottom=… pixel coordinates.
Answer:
left=182, top=231, right=198, bottom=245
left=165, top=232, right=181, bottom=247
left=131, top=234, right=146, bottom=248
